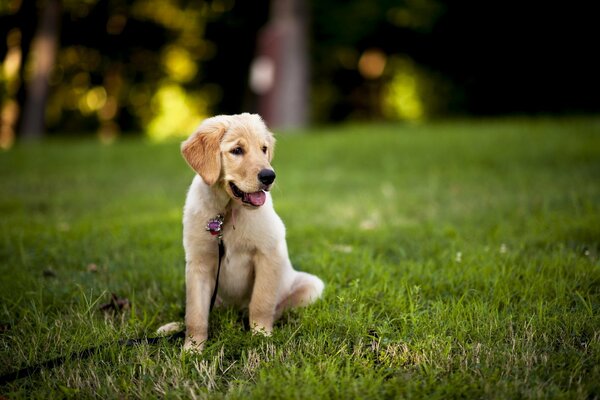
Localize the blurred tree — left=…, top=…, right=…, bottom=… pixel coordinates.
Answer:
left=1, top=0, right=598, bottom=143
left=251, top=0, right=308, bottom=130
left=0, top=0, right=37, bottom=148
left=310, top=0, right=449, bottom=122
left=309, top=0, right=599, bottom=122
left=2, top=0, right=250, bottom=142
left=20, top=0, right=60, bottom=139
left=53, top=0, right=214, bottom=140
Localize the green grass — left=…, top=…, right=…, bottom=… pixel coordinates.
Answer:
left=1, top=117, right=599, bottom=398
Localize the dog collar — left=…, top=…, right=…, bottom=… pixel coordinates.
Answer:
left=206, top=214, right=225, bottom=239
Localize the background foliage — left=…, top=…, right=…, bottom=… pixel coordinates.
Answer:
left=1, top=0, right=598, bottom=142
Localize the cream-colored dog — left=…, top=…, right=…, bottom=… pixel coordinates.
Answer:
left=161, top=113, right=324, bottom=352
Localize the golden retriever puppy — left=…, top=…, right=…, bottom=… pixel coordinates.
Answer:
left=164, top=113, right=324, bottom=352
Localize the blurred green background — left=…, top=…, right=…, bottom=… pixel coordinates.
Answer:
left=1, top=0, right=598, bottom=147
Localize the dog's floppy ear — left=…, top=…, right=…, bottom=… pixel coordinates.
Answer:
left=181, top=118, right=228, bottom=186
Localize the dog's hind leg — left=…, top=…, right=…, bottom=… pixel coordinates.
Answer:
left=275, top=272, right=324, bottom=319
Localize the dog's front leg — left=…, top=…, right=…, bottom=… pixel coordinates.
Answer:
left=249, top=250, right=285, bottom=336
left=184, top=260, right=215, bottom=352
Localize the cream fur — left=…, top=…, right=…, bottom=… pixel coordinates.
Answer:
left=159, top=113, right=324, bottom=352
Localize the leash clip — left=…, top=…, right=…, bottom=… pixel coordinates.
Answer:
left=206, top=214, right=224, bottom=239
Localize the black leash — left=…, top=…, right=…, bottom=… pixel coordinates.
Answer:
left=1, top=216, right=227, bottom=385
left=210, top=238, right=225, bottom=312
left=0, top=331, right=185, bottom=385
left=206, top=213, right=226, bottom=312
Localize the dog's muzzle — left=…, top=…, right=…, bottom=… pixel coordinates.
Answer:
left=229, top=169, right=275, bottom=207
left=229, top=182, right=267, bottom=207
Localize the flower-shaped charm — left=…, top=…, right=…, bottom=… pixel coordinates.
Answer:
left=206, top=214, right=224, bottom=239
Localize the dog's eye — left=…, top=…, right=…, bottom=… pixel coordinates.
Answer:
left=230, top=147, right=244, bottom=156
left=261, top=146, right=268, bottom=154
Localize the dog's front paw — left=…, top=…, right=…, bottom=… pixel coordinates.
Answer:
left=251, top=323, right=273, bottom=337
left=184, top=335, right=206, bottom=353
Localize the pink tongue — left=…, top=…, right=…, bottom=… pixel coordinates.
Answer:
left=245, top=191, right=266, bottom=206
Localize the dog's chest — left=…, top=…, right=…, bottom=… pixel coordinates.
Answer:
left=221, top=205, right=277, bottom=250
left=219, top=244, right=254, bottom=304
left=214, top=209, right=260, bottom=296
left=222, top=216, right=259, bottom=251
left=218, top=220, right=258, bottom=304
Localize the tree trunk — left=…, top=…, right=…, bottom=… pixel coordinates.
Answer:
left=252, top=0, right=308, bottom=130
left=20, top=0, right=60, bottom=140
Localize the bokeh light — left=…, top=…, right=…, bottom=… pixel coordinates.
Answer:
left=147, top=83, right=206, bottom=141
left=383, top=57, right=424, bottom=121
left=358, top=49, right=387, bottom=80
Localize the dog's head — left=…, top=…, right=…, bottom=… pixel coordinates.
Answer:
left=181, top=113, right=276, bottom=208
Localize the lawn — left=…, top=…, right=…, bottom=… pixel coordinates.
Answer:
left=1, top=117, right=599, bottom=398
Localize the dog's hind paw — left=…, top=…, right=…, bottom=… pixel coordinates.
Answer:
left=156, top=321, right=184, bottom=335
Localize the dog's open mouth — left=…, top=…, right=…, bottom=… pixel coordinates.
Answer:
left=229, top=182, right=266, bottom=207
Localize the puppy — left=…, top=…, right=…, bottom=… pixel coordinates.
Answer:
left=162, top=113, right=324, bottom=352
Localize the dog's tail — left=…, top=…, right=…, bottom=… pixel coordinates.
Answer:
left=156, top=322, right=184, bottom=336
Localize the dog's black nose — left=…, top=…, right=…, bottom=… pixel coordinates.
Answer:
left=258, top=169, right=276, bottom=185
